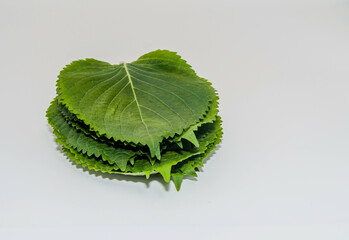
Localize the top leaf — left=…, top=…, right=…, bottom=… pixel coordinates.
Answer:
left=57, top=50, right=216, bottom=158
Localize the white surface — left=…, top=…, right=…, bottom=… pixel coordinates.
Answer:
left=1, top=0, right=348, bottom=239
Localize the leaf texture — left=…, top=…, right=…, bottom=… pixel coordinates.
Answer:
left=47, top=49, right=223, bottom=191
left=57, top=50, right=216, bottom=158
left=47, top=99, right=137, bottom=171
left=55, top=116, right=222, bottom=187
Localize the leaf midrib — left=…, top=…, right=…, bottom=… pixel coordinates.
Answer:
left=123, top=63, right=154, bottom=151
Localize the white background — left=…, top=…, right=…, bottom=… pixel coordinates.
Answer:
left=0, top=0, right=348, bottom=239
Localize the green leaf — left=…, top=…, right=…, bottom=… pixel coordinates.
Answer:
left=171, top=173, right=184, bottom=192
left=62, top=146, right=119, bottom=173
left=156, top=165, right=172, bottom=183
left=173, top=95, right=219, bottom=145
left=122, top=117, right=223, bottom=180
left=54, top=116, right=222, bottom=184
left=47, top=49, right=223, bottom=191
left=175, top=141, right=183, bottom=149
left=170, top=116, right=223, bottom=190
left=181, top=130, right=199, bottom=147
left=57, top=50, right=216, bottom=158
left=47, top=99, right=138, bottom=171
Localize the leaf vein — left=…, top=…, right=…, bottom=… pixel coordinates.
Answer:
left=139, top=105, right=173, bottom=128
left=130, top=73, right=196, bottom=117
left=133, top=87, right=187, bottom=124
left=129, top=64, right=202, bottom=101
left=76, top=66, right=123, bottom=109
left=123, top=63, right=154, bottom=152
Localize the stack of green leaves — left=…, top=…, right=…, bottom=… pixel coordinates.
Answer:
left=47, top=50, right=222, bottom=191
